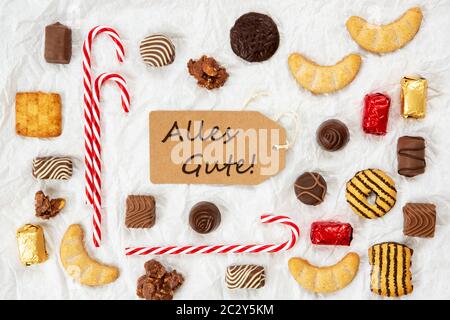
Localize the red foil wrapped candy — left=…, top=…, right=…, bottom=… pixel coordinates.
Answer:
left=362, top=93, right=391, bottom=135
left=310, top=221, right=353, bottom=246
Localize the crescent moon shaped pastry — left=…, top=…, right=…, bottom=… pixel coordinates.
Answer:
left=346, top=7, right=423, bottom=54
left=60, top=224, right=119, bottom=286
left=288, top=53, right=362, bottom=94
left=288, top=253, right=360, bottom=293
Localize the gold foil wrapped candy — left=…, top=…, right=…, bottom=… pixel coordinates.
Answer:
left=401, top=76, right=427, bottom=119
left=16, top=224, right=48, bottom=265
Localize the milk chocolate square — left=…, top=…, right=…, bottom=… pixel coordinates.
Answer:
left=403, top=203, right=436, bottom=238
left=125, top=195, right=156, bottom=228
left=45, top=22, right=72, bottom=64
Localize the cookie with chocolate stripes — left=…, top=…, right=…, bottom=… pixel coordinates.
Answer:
left=368, top=242, right=413, bottom=297
left=346, top=169, right=396, bottom=219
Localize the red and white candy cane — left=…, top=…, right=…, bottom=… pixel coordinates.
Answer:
left=83, top=26, right=125, bottom=207
left=125, top=215, right=300, bottom=256
left=91, top=73, right=130, bottom=247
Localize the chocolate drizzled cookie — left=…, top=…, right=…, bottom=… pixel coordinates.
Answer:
left=397, top=136, right=426, bottom=177
left=230, top=12, right=279, bottom=62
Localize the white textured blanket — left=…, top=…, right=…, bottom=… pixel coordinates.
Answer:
left=1, top=0, right=449, bottom=299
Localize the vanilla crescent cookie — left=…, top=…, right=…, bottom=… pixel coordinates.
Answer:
left=60, top=224, right=119, bottom=286
left=346, top=7, right=423, bottom=54
left=288, top=53, right=362, bottom=94
left=288, top=253, right=360, bottom=293
left=346, top=169, right=397, bottom=219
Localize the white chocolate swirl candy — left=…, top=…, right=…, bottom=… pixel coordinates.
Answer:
left=140, top=34, right=175, bottom=67
left=226, top=265, right=265, bottom=289
left=32, top=156, right=73, bottom=180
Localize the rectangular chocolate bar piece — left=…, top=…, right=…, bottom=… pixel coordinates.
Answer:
left=45, top=22, right=72, bottom=64
left=397, top=136, right=426, bottom=177
left=125, top=195, right=156, bottom=228
left=32, top=156, right=73, bottom=180
left=226, top=265, right=265, bottom=289
left=16, top=224, right=48, bottom=266
left=401, top=76, right=427, bottom=119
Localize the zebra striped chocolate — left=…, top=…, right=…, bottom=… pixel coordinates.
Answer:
left=32, top=156, right=72, bottom=180
left=139, top=34, right=175, bottom=67
left=368, top=242, right=413, bottom=297
left=226, top=265, right=265, bottom=289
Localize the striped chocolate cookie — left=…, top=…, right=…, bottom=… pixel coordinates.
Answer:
left=226, top=265, right=265, bottom=289
left=346, top=168, right=397, bottom=219
left=140, top=34, right=175, bottom=67
left=32, top=156, right=72, bottom=180
left=368, top=242, right=413, bottom=297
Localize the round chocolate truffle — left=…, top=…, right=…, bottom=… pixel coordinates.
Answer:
left=316, top=119, right=350, bottom=151
left=230, top=12, right=279, bottom=62
left=294, top=172, right=327, bottom=206
left=189, top=202, right=221, bottom=234
left=140, top=34, right=175, bottom=67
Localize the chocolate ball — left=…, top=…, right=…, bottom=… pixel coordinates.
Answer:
left=189, top=201, right=221, bottom=234
left=294, top=172, right=327, bottom=206
left=316, top=119, right=349, bottom=151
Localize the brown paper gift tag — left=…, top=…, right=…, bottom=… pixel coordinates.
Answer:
left=150, top=111, right=286, bottom=185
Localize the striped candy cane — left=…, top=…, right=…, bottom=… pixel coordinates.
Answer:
left=91, top=73, right=130, bottom=247
left=125, top=215, right=300, bottom=256
left=83, top=26, right=125, bottom=207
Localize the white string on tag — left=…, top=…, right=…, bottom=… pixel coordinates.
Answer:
left=273, top=111, right=300, bottom=151
left=241, top=91, right=270, bottom=111
left=241, top=91, right=299, bottom=151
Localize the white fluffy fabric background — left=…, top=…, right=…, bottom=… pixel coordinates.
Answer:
left=1, top=0, right=450, bottom=300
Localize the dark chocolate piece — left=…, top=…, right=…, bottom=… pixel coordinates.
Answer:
left=125, top=195, right=156, bottom=228
left=397, top=136, right=426, bottom=177
left=316, top=119, right=350, bottom=151
left=403, top=203, right=436, bottom=238
left=189, top=201, right=221, bottom=234
left=230, top=12, right=279, bottom=62
left=294, top=172, right=327, bottom=206
left=226, top=265, right=265, bottom=289
left=44, top=22, right=72, bottom=64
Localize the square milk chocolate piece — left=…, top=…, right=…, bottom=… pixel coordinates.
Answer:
left=403, top=203, right=436, bottom=238
left=125, top=195, right=156, bottom=228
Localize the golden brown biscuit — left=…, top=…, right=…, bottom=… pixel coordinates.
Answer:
left=288, top=53, right=361, bottom=94
left=288, top=252, right=360, bottom=293
left=368, top=242, right=413, bottom=297
left=16, top=92, right=62, bottom=138
left=346, top=7, right=423, bottom=54
left=60, top=224, right=119, bottom=286
left=346, top=168, right=397, bottom=219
